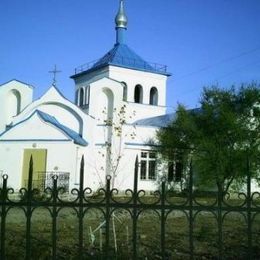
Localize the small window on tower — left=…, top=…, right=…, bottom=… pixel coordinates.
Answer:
left=134, top=85, right=143, bottom=103
left=79, top=88, right=84, bottom=107
left=122, top=82, right=127, bottom=101
left=149, top=87, right=158, bottom=105
left=75, top=89, right=79, bottom=105
left=85, top=86, right=90, bottom=105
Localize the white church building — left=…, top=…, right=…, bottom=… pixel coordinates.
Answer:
left=0, top=1, right=175, bottom=191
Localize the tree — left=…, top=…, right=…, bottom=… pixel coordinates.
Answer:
left=95, top=104, right=136, bottom=253
left=156, top=83, right=260, bottom=193
left=98, top=104, right=136, bottom=188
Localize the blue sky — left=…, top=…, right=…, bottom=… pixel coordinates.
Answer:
left=1, top=0, right=260, bottom=111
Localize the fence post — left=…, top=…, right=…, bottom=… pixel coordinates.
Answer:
left=25, top=155, right=33, bottom=260
left=188, top=160, right=194, bottom=260
left=52, top=175, right=58, bottom=259
left=78, top=155, right=84, bottom=259
left=132, top=155, right=138, bottom=259
left=0, top=175, right=8, bottom=259
left=217, top=181, right=223, bottom=259
left=105, top=175, right=111, bottom=259
left=161, top=178, right=166, bottom=259
left=246, top=155, right=252, bottom=260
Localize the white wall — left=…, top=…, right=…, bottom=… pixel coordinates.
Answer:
left=70, top=66, right=168, bottom=191
left=88, top=77, right=123, bottom=120
left=0, top=80, right=33, bottom=133
left=0, top=141, right=82, bottom=190
left=34, top=103, right=84, bottom=135
left=72, top=65, right=168, bottom=121
left=0, top=111, right=86, bottom=190
left=108, top=66, right=168, bottom=107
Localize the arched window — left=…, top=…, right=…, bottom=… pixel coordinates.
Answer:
left=149, top=87, right=158, bottom=105
left=122, top=82, right=127, bottom=101
left=79, top=88, right=84, bottom=107
left=8, top=89, right=21, bottom=115
left=75, top=89, right=79, bottom=105
left=85, top=86, right=90, bottom=105
left=134, top=85, right=143, bottom=103
left=13, top=90, right=21, bottom=115
left=6, top=89, right=21, bottom=125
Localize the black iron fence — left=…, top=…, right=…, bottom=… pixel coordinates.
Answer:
left=0, top=155, right=260, bottom=259
left=23, top=171, right=70, bottom=192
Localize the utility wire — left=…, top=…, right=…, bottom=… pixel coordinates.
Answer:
left=174, top=45, right=260, bottom=81
left=168, top=58, right=260, bottom=109
left=166, top=45, right=260, bottom=110
left=209, top=59, right=260, bottom=82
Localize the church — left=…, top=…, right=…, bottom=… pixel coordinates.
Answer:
left=0, top=1, right=175, bottom=191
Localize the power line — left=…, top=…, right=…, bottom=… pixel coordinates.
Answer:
left=169, top=59, right=260, bottom=108
left=175, top=58, right=260, bottom=95
left=174, top=45, right=260, bottom=81
left=166, top=45, right=260, bottom=109
left=209, top=59, right=260, bottom=82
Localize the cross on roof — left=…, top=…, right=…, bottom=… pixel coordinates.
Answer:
left=49, top=65, right=61, bottom=86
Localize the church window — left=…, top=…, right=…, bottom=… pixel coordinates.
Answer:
left=7, top=89, right=21, bottom=120
left=175, top=162, right=183, bottom=182
left=13, top=90, right=21, bottom=115
left=168, top=162, right=174, bottom=182
left=149, top=87, right=158, bottom=105
left=168, top=161, right=183, bottom=182
left=134, top=85, right=143, bottom=103
left=79, top=88, right=84, bottom=107
left=75, top=89, right=79, bottom=104
left=85, top=86, right=90, bottom=105
left=140, top=151, right=157, bottom=180
left=122, top=82, right=127, bottom=101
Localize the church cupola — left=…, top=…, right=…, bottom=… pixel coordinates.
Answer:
left=115, top=0, right=128, bottom=44
left=71, top=0, right=170, bottom=113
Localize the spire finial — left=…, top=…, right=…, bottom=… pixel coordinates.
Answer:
left=48, top=65, right=61, bottom=86
left=115, top=0, right=128, bottom=29
left=115, top=0, right=128, bottom=44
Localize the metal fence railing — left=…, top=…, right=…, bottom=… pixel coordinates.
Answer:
left=23, top=171, right=70, bottom=192
left=0, top=155, right=260, bottom=259
left=74, top=56, right=168, bottom=75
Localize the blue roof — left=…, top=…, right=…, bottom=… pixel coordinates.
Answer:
left=134, top=113, right=176, bottom=128
left=0, top=110, right=88, bottom=146
left=36, top=110, right=88, bottom=146
left=134, top=108, right=201, bottom=127
left=72, top=44, right=170, bottom=77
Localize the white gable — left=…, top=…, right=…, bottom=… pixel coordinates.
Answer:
left=0, top=112, right=73, bottom=141
left=11, top=85, right=92, bottom=136
left=0, top=80, right=33, bottom=133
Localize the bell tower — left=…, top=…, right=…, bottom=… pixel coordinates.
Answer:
left=71, top=0, right=171, bottom=121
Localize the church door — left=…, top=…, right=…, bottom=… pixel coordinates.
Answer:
left=22, top=149, right=47, bottom=189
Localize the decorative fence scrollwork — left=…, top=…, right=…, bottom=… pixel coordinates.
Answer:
left=0, top=155, right=260, bottom=259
